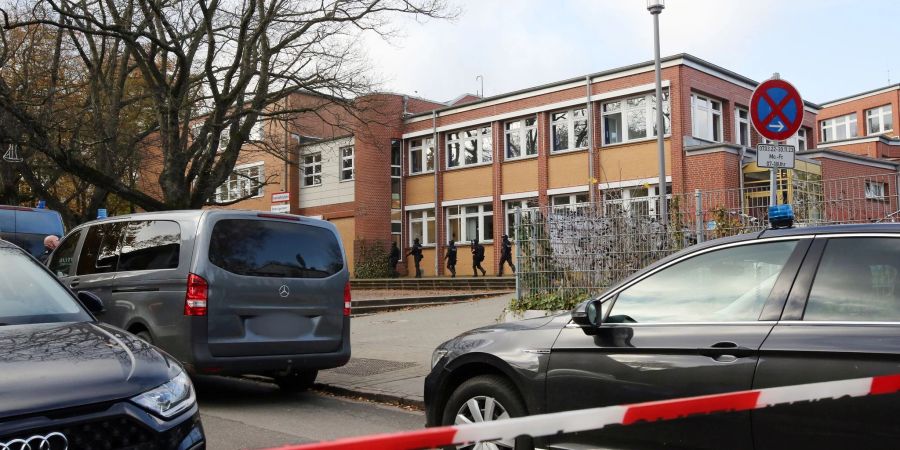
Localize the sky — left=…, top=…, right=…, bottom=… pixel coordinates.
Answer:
left=361, top=0, right=899, bottom=105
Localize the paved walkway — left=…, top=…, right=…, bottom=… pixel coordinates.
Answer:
left=317, top=293, right=513, bottom=407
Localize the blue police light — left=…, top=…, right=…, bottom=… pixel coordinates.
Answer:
left=768, top=204, right=794, bottom=229
left=97, top=208, right=108, bottom=219
left=36, top=200, right=46, bottom=209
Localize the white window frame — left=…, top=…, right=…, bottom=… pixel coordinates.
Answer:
left=602, top=90, right=670, bottom=145
left=550, top=193, right=589, bottom=213
left=602, top=185, right=669, bottom=217
left=446, top=203, right=494, bottom=243
left=409, top=210, right=436, bottom=246
left=691, top=94, right=723, bottom=142
left=865, top=181, right=887, bottom=200
left=820, top=114, right=858, bottom=142
left=505, top=116, right=538, bottom=160
left=796, top=128, right=807, bottom=151
left=302, top=152, right=323, bottom=187
left=551, top=107, right=589, bottom=153
left=735, top=107, right=750, bottom=147
left=339, top=146, right=354, bottom=181
left=866, top=105, right=893, bottom=135
left=505, top=198, right=538, bottom=237
left=409, top=137, right=435, bottom=174
left=249, top=120, right=265, bottom=141
left=215, top=161, right=264, bottom=203
left=446, top=126, right=492, bottom=168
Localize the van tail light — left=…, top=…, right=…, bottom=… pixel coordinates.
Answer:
left=343, top=282, right=352, bottom=317
left=185, top=273, right=209, bottom=316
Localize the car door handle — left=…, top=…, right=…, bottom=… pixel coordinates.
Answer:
left=69, top=278, right=80, bottom=288
left=698, top=342, right=754, bottom=358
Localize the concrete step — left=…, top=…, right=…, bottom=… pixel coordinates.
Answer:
left=349, top=291, right=510, bottom=315
left=351, top=276, right=516, bottom=291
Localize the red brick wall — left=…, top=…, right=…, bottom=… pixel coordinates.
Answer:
left=812, top=157, right=898, bottom=223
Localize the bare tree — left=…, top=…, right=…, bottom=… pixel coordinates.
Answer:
left=0, top=0, right=453, bottom=211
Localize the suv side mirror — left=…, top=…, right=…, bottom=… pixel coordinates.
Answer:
left=571, top=299, right=603, bottom=327
left=77, top=291, right=105, bottom=314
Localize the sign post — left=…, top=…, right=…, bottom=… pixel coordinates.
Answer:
left=750, top=74, right=804, bottom=207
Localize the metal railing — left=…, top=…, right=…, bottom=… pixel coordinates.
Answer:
left=513, top=172, right=900, bottom=303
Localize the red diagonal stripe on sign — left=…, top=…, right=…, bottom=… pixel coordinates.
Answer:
left=870, top=373, right=900, bottom=395
left=621, top=391, right=761, bottom=425
left=760, top=90, right=796, bottom=130
left=264, top=427, right=458, bottom=450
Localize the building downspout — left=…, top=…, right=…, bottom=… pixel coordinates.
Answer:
left=739, top=145, right=746, bottom=213
left=432, top=111, right=440, bottom=276
left=586, top=75, right=596, bottom=202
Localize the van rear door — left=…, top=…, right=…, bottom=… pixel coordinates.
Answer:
left=200, top=215, right=347, bottom=357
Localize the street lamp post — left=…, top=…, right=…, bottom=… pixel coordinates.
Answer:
left=647, top=0, right=668, bottom=226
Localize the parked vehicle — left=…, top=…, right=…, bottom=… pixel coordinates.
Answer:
left=48, top=210, right=351, bottom=391
left=0, top=205, right=65, bottom=259
left=425, top=224, right=900, bottom=450
left=0, top=240, right=204, bottom=449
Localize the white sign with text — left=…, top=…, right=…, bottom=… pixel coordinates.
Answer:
left=756, top=144, right=796, bottom=169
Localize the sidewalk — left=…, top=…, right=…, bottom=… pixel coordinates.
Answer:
left=316, top=293, right=513, bottom=408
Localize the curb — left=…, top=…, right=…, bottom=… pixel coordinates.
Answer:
left=314, top=382, right=425, bottom=410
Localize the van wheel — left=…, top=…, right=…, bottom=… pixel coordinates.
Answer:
left=441, top=375, right=533, bottom=450
left=275, top=370, right=318, bottom=392
left=134, top=330, right=153, bottom=345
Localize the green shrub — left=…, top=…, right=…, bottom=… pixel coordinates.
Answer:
left=354, top=240, right=393, bottom=279
left=508, top=291, right=592, bottom=312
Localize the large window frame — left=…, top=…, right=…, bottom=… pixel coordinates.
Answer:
left=215, top=161, right=264, bottom=203
left=409, top=137, right=435, bottom=174
left=691, top=94, right=723, bottom=142
left=302, top=153, right=322, bottom=187
left=409, top=209, right=436, bottom=247
left=505, top=198, right=538, bottom=237
left=446, top=203, right=494, bottom=243
left=602, top=90, right=670, bottom=145
left=339, top=146, right=354, bottom=181
left=820, top=113, right=858, bottom=142
left=447, top=126, right=492, bottom=169
left=866, top=105, right=894, bottom=135
left=551, top=108, right=589, bottom=153
left=735, top=107, right=750, bottom=147
left=505, top=116, right=538, bottom=160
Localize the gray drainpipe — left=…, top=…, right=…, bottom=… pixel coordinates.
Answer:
left=432, top=111, right=440, bottom=276
left=586, top=75, right=596, bottom=202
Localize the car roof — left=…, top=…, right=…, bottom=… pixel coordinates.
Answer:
left=74, top=209, right=331, bottom=230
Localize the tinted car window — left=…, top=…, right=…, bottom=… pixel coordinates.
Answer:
left=77, top=223, right=126, bottom=275
left=804, top=238, right=900, bottom=321
left=16, top=210, right=64, bottom=235
left=117, top=220, right=181, bottom=272
left=209, top=219, right=343, bottom=278
left=0, top=247, right=90, bottom=325
left=609, top=240, right=798, bottom=323
left=49, top=231, right=81, bottom=276
left=0, top=210, right=14, bottom=232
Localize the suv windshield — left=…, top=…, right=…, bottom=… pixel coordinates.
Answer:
left=0, top=247, right=90, bottom=325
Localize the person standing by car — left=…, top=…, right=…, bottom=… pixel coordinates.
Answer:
left=408, top=238, right=424, bottom=278
left=471, top=238, right=486, bottom=277
left=39, top=235, right=59, bottom=264
left=498, top=234, right=515, bottom=275
left=445, top=240, right=458, bottom=278
left=388, top=241, right=401, bottom=277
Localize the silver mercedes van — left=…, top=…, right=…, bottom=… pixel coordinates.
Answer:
left=47, top=210, right=351, bottom=391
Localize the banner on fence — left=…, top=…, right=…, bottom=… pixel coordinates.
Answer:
left=264, top=373, right=900, bottom=450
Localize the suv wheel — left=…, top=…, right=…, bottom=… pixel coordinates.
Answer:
left=275, top=370, right=318, bottom=392
left=441, top=375, right=532, bottom=450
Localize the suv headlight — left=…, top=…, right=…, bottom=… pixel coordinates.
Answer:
left=131, top=371, right=195, bottom=419
left=431, top=349, right=449, bottom=369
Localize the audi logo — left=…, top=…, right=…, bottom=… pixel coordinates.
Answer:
left=0, top=432, right=68, bottom=450
left=278, top=285, right=290, bottom=298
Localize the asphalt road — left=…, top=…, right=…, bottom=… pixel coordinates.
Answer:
left=195, top=375, right=425, bottom=450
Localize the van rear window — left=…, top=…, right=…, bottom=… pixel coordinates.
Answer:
left=209, top=219, right=343, bottom=278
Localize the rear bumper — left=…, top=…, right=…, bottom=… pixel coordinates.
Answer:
left=185, top=317, right=351, bottom=376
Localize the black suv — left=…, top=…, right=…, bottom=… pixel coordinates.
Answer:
left=426, top=224, right=900, bottom=450
left=0, top=242, right=204, bottom=449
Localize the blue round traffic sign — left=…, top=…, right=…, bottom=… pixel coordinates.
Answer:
left=750, top=78, right=804, bottom=141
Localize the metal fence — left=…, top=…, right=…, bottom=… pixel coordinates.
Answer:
left=513, top=172, right=900, bottom=304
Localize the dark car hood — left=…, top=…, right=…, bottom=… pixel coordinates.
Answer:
left=0, top=322, right=180, bottom=419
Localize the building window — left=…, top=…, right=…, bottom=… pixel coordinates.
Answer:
left=505, top=198, right=538, bottom=237
left=409, top=210, right=436, bottom=246
left=602, top=185, right=668, bottom=217
left=866, top=181, right=887, bottom=200
left=735, top=107, right=750, bottom=147
left=602, top=90, right=670, bottom=145
left=446, top=204, right=493, bottom=243
left=551, top=193, right=589, bottom=213
left=797, top=128, right=807, bottom=151
left=215, top=162, right=264, bottom=202
left=505, top=116, right=538, bottom=159
left=866, top=105, right=893, bottom=135
left=552, top=108, right=589, bottom=152
left=249, top=120, right=265, bottom=141
left=339, top=146, right=354, bottom=181
left=391, top=140, right=402, bottom=209
left=302, top=153, right=322, bottom=187
left=692, top=94, right=722, bottom=142
left=447, top=126, right=492, bottom=168
left=409, top=138, right=435, bottom=174
left=820, top=114, right=858, bottom=142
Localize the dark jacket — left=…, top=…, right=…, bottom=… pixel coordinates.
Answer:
left=389, top=246, right=401, bottom=262
left=501, top=239, right=512, bottom=258
left=445, top=246, right=457, bottom=263
left=410, top=243, right=423, bottom=261
left=472, top=244, right=485, bottom=262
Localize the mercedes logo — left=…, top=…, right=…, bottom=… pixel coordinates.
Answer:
left=0, top=432, right=68, bottom=450
left=278, top=285, right=290, bottom=298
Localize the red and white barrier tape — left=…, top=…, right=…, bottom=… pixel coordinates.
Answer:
left=266, top=373, right=900, bottom=450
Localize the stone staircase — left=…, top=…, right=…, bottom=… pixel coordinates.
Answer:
left=350, top=276, right=515, bottom=291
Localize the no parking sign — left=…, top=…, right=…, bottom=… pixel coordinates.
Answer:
left=750, top=77, right=804, bottom=141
